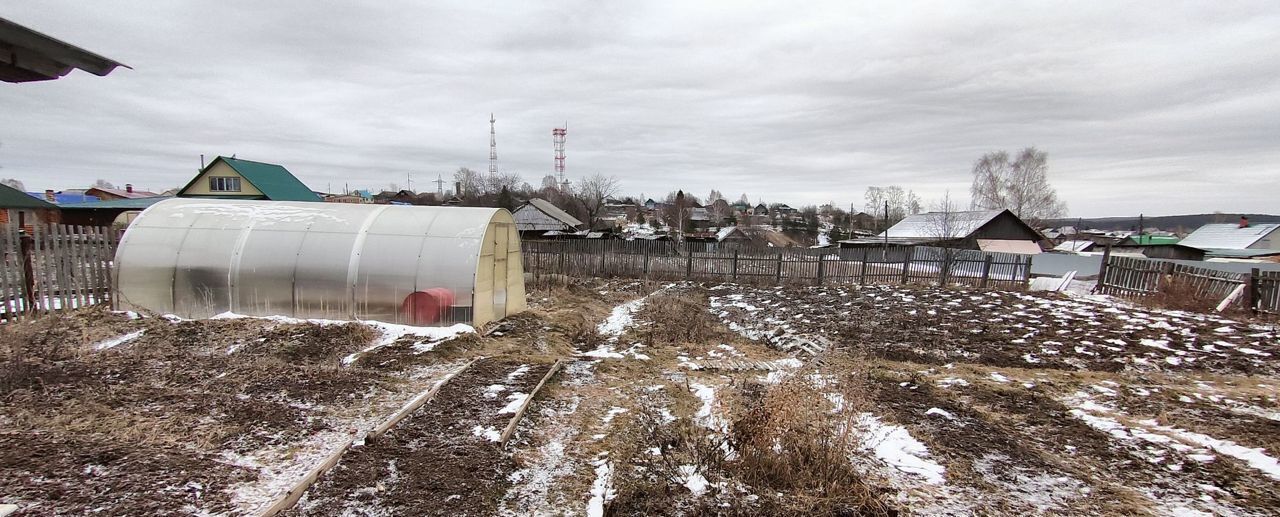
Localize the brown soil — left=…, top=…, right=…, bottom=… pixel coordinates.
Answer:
left=0, top=430, right=254, bottom=516
left=288, top=358, right=556, bottom=516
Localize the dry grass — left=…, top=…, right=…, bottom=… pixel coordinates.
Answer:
left=1133, top=275, right=1230, bottom=314
left=730, top=370, right=894, bottom=516
left=636, top=292, right=722, bottom=346
left=603, top=368, right=895, bottom=516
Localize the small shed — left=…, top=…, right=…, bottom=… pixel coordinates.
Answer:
left=0, top=182, right=59, bottom=230
left=114, top=199, right=525, bottom=327
left=838, top=209, right=1044, bottom=253
left=513, top=198, right=583, bottom=236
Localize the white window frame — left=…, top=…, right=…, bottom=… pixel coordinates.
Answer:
left=209, top=176, right=242, bottom=192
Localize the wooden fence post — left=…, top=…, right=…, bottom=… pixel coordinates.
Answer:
left=775, top=253, right=783, bottom=283
left=643, top=246, right=650, bottom=277
left=1248, top=267, right=1261, bottom=314
left=938, top=248, right=951, bottom=287
left=731, top=251, right=739, bottom=281
left=598, top=241, right=607, bottom=276
left=685, top=248, right=693, bottom=278
left=859, top=249, right=869, bottom=284
left=1094, top=244, right=1112, bottom=294
left=19, top=230, right=35, bottom=313
left=900, top=247, right=914, bottom=284
left=979, top=255, right=993, bottom=288
left=816, top=254, right=825, bottom=284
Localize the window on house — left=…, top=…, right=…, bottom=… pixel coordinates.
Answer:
left=209, top=177, right=242, bottom=192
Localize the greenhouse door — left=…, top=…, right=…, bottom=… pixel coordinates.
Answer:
left=492, top=222, right=509, bottom=319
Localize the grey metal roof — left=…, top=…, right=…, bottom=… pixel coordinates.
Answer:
left=1201, top=248, right=1280, bottom=259
left=1179, top=223, right=1280, bottom=250
left=513, top=198, right=582, bottom=231
left=1, top=17, right=129, bottom=82
left=879, top=210, right=1003, bottom=239
left=1053, top=240, right=1095, bottom=252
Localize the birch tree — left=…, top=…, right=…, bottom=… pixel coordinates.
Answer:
left=970, top=147, right=1067, bottom=225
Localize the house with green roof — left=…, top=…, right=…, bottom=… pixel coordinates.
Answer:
left=177, top=156, right=320, bottom=202
left=0, top=182, right=59, bottom=230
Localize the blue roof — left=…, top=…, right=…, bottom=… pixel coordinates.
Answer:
left=26, top=192, right=100, bottom=204
left=58, top=196, right=169, bottom=210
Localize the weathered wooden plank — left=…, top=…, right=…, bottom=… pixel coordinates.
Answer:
left=499, top=359, right=563, bottom=447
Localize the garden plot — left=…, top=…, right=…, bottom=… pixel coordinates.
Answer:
left=712, top=283, right=1280, bottom=375
left=288, top=358, right=555, bottom=516
left=709, top=282, right=1280, bottom=515
left=7, top=278, right=1279, bottom=515
left=0, top=308, right=472, bottom=515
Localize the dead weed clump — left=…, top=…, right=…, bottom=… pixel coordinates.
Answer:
left=730, top=373, right=895, bottom=516
left=0, top=315, right=82, bottom=394
left=638, top=292, right=720, bottom=346
left=607, top=402, right=734, bottom=515
left=606, top=373, right=895, bottom=516
left=1134, top=275, right=1230, bottom=314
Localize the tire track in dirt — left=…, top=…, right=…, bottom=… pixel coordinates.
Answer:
left=286, top=358, right=553, bottom=516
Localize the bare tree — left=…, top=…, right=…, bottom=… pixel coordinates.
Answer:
left=540, top=174, right=559, bottom=191
left=92, top=179, right=116, bottom=189
left=969, top=147, right=1067, bottom=225
left=1, top=178, right=24, bottom=191
left=660, top=190, right=694, bottom=235
left=925, top=191, right=962, bottom=245
left=483, top=171, right=522, bottom=196
left=737, top=193, right=750, bottom=205
left=865, top=185, right=922, bottom=228
left=453, top=167, right=481, bottom=197
left=573, top=173, right=620, bottom=228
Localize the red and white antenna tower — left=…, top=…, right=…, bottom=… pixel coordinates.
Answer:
left=553, top=123, right=567, bottom=189
left=489, top=113, right=498, bottom=175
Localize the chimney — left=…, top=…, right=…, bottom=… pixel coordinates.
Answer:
left=455, top=181, right=462, bottom=197
left=1240, top=216, right=1249, bottom=229
left=44, top=189, right=55, bottom=203
left=125, top=183, right=134, bottom=194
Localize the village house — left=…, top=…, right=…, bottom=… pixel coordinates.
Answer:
left=85, top=184, right=159, bottom=201
left=176, top=156, right=320, bottom=202
left=1179, top=217, right=1280, bottom=260
left=839, top=209, right=1045, bottom=254
left=0, top=182, right=60, bottom=231
left=512, top=198, right=584, bottom=238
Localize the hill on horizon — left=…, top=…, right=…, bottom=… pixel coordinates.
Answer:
left=1045, top=213, right=1280, bottom=232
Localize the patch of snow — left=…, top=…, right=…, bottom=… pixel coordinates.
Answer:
left=925, top=408, right=955, bottom=420
left=858, top=413, right=946, bottom=485
left=1140, top=420, right=1280, bottom=481
left=601, top=406, right=628, bottom=424
left=339, top=322, right=474, bottom=365
left=678, top=465, right=709, bottom=496
left=586, top=457, right=615, bottom=517
left=472, top=426, right=502, bottom=442
left=499, top=393, right=530, bottom=414
left=93, top=329, right=145, bottom=350
left=989, top=372, right=1010, bottom=383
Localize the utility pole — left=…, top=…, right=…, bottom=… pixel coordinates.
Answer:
left=433, top=175, right=445, bottom=197
left=883, top=200, right=889, bottom=249
left=490, top=113, right=499, bottom=176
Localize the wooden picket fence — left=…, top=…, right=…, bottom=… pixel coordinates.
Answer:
left=1, top=223, right=119, bottom=323
left=1094, top=250, right=1280, bottom=314
left=523, top=239, right=1032, bottom=289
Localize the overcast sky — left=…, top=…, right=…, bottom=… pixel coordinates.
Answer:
left=2, top=1, right=1278, bottom=217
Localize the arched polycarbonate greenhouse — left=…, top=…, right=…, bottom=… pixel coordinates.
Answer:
left=113, top=199, right=526, bottom=327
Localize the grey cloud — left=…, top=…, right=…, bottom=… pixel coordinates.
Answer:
left=2, top=0, right=1278, bottom=216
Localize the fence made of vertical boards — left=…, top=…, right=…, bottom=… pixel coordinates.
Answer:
left=1, top=223, right=118, bottom=323
left=523, top=239, right=1032, bottom=289
left=1095, top=251, right=1280, bottom=314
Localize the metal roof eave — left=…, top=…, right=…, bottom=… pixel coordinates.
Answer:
left=0, top=17, right=129, bottom=82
